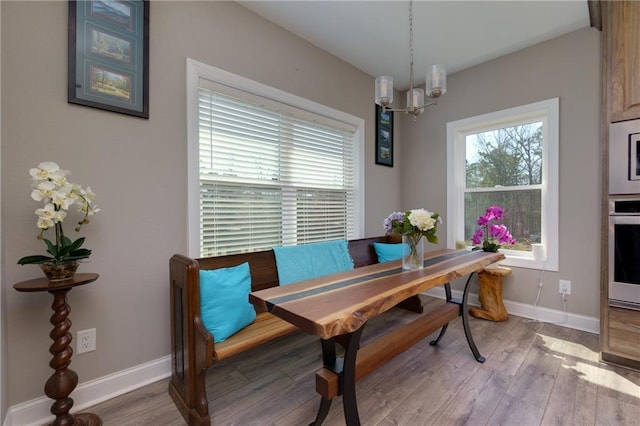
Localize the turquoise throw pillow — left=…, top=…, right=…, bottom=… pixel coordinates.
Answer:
left=373, top=242, right=407, bottom=263
left=273, top=240, right=354, bottom=285
left=199, top=262, right=256, bottom=343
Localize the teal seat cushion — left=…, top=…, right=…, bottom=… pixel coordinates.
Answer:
left=373, top=242, right=407, bottom=263
left=273, top=240, right=354, bottom=285
left=199, top=262, right=257, bottom=343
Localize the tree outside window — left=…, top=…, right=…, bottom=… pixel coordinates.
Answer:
left=464, top=122, right=543, bottom=253
left=447, top=98, right=559, bottom=271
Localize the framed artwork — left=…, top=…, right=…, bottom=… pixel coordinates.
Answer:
left=68, top=0, right=149, bottom=118
left=375, top=104, right=394, bottom=167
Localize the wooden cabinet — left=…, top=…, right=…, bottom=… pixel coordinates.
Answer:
left=606, top=1, right=640, bottom=122
left=607, top=307, right=640, bottom=360
left=600, top=1, right=640, bottom=370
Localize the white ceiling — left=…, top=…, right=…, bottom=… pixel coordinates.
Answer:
left=239, top=1, right=591, bottom=90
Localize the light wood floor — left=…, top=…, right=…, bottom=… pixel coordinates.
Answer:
left=84, top=296, right=640, bottom=425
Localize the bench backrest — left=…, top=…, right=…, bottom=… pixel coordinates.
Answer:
left=195, top=235, right=400, bottom=293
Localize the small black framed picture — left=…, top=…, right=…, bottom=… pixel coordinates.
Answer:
left=68, top=0, right=149, bottom=118
left=375, top=104, right=393, bottom=167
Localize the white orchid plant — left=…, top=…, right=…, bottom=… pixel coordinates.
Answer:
left=17, top=162, right=99, bottom=266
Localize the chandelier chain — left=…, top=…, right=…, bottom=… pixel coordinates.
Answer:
left=374, top=0, right=445, bottom=117
left=409, top=0, right=414, bottom=66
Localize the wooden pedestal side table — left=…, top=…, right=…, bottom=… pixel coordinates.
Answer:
left=13, top=273, right=102, bottom=426
left=469, top=266, right=511, bottom=322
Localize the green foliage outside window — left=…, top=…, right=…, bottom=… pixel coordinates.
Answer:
left=464, top=123, right=543, bottom=252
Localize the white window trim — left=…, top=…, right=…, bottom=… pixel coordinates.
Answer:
left=446, top=98, right=559, bottom=271
left=186, top=58, right=365, bottom=258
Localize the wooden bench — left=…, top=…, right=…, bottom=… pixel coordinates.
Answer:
left=168, top=235, right=425, bottom=426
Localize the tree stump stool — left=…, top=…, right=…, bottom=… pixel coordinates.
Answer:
left=469, top=266, right=511, bottom=322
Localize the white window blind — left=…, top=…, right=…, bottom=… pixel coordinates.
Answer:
left=198, top=82, right=358, bottom=257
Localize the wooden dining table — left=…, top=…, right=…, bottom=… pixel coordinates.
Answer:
left=250, top=248, right=504, bottom=426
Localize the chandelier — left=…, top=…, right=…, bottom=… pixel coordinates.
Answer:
left=374, top=0, right=447, bottom=119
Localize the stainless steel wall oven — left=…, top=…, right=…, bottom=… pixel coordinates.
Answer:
left=609, top=198, right=640, bottom=310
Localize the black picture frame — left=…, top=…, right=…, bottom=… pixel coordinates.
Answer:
left=68, top=0, right=149, bottom=118
left=375, top=104, right=394, bottom=167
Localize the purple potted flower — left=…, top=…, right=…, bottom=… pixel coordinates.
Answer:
left=472, top=206, right=515, bottom=253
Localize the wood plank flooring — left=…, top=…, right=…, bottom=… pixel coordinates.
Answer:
left=82, top=296, right=640, bottom=425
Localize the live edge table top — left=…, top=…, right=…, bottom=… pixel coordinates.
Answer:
left=250, top=249, right=504, bottom=340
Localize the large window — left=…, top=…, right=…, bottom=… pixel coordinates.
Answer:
left=447, top=98, right=559, bottom=270
left=187, top=59, right=364, bottom=257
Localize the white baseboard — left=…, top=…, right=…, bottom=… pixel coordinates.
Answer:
left=4, top=355, right=171, bottom=426
left=2, top=290, right=600, bottom=426
left=423, top=287, right=600, bottom=334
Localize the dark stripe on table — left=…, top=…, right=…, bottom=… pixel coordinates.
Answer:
left=266, top=250, right=473, bottom=309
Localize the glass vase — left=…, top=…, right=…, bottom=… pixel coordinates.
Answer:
left=402, top=234, right=424, bottom=270
left=39, top=261, right=79, bottom=282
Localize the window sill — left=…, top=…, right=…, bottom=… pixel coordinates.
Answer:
left=497, top=253, right=557, bottom=271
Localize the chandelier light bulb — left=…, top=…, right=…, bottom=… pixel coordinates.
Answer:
left=427, top=64, right=447, bottom=98
left=407, top=88, right=425, bottom=113
left=375, top=76, right=394, bottom=106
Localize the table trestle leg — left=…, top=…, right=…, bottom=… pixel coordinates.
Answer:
left=312, top=326, right=366, bottom=426
left=341, top=326, right=365, bottom=426
left=310, top=397, right=332, bottom=426
left=461, top=272, right=486, bottom=363
left=430, top=283, right=452, bottom=346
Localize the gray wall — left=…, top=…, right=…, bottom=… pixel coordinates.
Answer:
left=401, top=27, right=602, bottom=317
left=1, top=1, right=401, bottom=405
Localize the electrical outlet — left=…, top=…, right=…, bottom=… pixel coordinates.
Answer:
left=77, top=328, right=96, bottom=354
left=559, top=279, right=571, bottom=295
